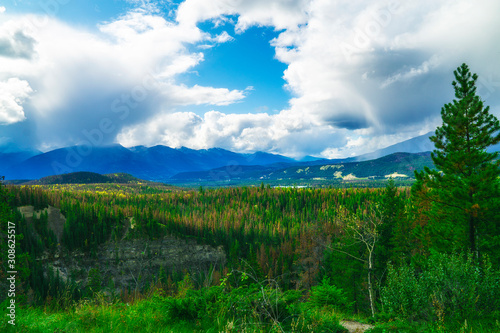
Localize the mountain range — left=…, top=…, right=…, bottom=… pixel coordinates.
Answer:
left=2, top=131, right=486, bottom=184
left=171, top=152, right=433, bottom=184
left=0, top=143, right=295, bottom=181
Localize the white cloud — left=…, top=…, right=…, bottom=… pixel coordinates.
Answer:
left=2, top=0, right=500, bottom=158
left=0, top=78, right=32, bottom=124
left=176, top=0, right=309, bottom=32
left=268, top=0, right=500, bottom=156
left=380, top=55, right=441, bottom=88
left=212, top=31, right=234, bottom=43
left=0, top=6, right=245, bottom=150
left=167, top=84, right=247, bottom=106
left=117, top=108, right=347, bottom=157
left=114, top=0, right=500, bottom=158
left=118, top=111, right=274, bottom=150
left=197, top=31, right=234, bottom=49
left=0, top=20, right=37, bottom=59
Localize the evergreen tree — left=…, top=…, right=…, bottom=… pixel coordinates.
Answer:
left=0, top=176, right=11, bottom=221
left=87, top=268, right=103, bottom=296
left=414, top=63, right=500, bottom=258
left=376, top=179, right=405, bottom=268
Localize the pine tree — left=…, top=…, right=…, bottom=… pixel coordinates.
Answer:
left=376, top=179, right=405, bottom=268
left=415, top=63, right=500, bottom=257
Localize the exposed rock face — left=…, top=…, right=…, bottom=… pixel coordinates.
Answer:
left=47, top=236, right=226, bottom=292
left=18, top=205, right=65, bottom=241
left=18, top=206, right=226, bottom=293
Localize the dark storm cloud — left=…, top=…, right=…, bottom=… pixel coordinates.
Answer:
left=2, top=0, right=500, bottom=159
left=323, top=113, right=371, bottom=130
left=0, top=8, right=244, bottom=152
left=0, top=31, right=36, bottom=59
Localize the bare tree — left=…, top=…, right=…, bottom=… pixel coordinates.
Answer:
left=327, top=208, right=382, bottom=317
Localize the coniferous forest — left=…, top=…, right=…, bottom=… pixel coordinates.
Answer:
left=1, top=65, right=500, bottom=332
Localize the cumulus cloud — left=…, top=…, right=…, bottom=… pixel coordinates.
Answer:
left=212, top=31, right=234, bottom=43
left=2, top=0, right=500, bottom=158
left=0, top=78, right=33, bottom=124
left=117, top=109, right=347, bottom=157
left=0, top=4, right=243, bottom=150
left=269, top=0, right=500, bottom=156
left=167, top=84, right=247, bottom=106
left=118, top=0, right=500, bottom=158
left=176, top=0, right=309, bottom=32
left=118, top=111, right=272, bottom=149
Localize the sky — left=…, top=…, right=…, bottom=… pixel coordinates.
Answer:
left=1, top=0, right=500, bottom=158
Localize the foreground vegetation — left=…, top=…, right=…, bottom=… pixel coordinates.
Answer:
left=1, top=254, right=500, bottom=332
left=1, top=181, right=500, bottom=332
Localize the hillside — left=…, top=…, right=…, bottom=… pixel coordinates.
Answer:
left=22, top=172, right=149, bottom=185
left=171, top=152, right=433, bottom=184
left=4, top=182, right=499, bottom=333
left=0, top=149, right=41, bottom=175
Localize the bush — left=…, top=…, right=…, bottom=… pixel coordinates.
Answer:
left=365, top=321, right=419, bottom=333
left=367, top=311, right=395, bottom=324
left=307, top=277, right=350, bottom=311
left=207, top=282, right=300, bottom=330
left=380, top=263, right=428, bottom=321
left=164, top=289, right=207, bottom=321
left=293, top=307, right=348, bottom=333
left=381, top=252, right=500, bottom=322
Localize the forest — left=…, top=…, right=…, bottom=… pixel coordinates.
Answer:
left=0, top=65, right=500, bottom=332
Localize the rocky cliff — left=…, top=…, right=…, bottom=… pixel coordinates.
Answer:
left=19, top=205, right=226, bottom=294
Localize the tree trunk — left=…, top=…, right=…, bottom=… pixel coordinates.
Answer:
left=367, top=251, right=375, bottom=317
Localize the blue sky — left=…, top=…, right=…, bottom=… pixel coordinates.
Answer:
left=2, top=0, right=133, bottom=26
left=1, top=0, right=500, bottom=158
left=182, top=23, right=289, bottom=115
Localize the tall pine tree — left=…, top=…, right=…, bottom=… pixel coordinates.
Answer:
left=414, top=63, right=500, bottom=258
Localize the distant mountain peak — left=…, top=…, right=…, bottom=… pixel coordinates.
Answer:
left=354, top=132, right=434, bottom=161
left=2, top=144, right=297, bottom=181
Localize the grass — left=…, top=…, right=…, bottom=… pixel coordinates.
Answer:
left=1, top=296, right=200, bottom=333
left=1, top=291, right=349, bottom=333
left=366, top=318, right=500, bottom=333
left=3, top=295, right=500, bottom=333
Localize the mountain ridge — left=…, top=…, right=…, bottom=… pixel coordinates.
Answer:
left=2, top=144, right=295, bottom=181
left=171, top=152, right=434, bottom=184
left=5, top=131, right=494, bottom=183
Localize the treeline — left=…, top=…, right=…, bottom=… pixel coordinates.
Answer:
left=6, top=184, right=407, bottom=301
left=5, top=180, right=499, bottom=320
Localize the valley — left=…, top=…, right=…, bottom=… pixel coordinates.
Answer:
left=1, top=63, right=500, bottom=333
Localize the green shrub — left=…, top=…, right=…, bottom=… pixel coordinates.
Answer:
left=381, top=252, right=500, bottom=322
left=307, top=277, right=350, bottom=311
left=365, top=320, right=419, bottom=333
left=206, top=282, right=300, bottom=330
left=294, top=308, right=348, bottom=333
left=164, top=289, right=207, bottom=322
left=367, top=311, right=395, bottom=324
left=381, top=263, right=428, bottom=321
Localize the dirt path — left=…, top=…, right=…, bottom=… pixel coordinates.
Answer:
left=341, top=321, right=374, bottom=333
